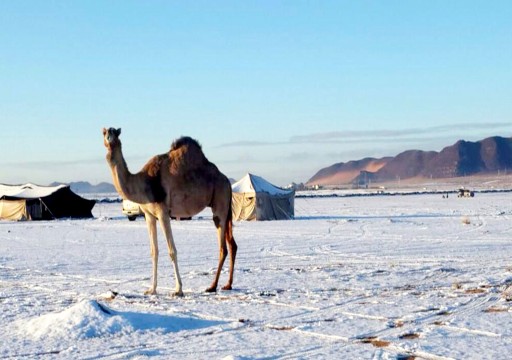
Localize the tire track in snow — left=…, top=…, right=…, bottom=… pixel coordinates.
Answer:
left=290, top=327, right=457, bottom=360
left=244, top=265, right=509, bottom=359
left=324, top=285, right=509, bottom=360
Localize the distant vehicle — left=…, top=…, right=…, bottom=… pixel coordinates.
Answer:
left=121, top=199, right=192, bottom=221
left=458, top=189, right=475, bottom=198
left=122, top=199, right=144, bottom=221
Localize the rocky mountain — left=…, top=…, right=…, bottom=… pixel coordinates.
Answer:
left=50, top=181, right=116, bottom=193
left=308, top=136, right=512, bottom=186
left=309, top=157, right=391, bottom=186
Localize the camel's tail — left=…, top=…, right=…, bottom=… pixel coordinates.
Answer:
left=225, top=198, right=234, bottom=242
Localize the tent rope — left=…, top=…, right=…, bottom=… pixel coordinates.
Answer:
left=39, top=198, right=57, bottom=219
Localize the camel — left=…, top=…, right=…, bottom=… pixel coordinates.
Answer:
left=103, top=127, right=237, bottom=296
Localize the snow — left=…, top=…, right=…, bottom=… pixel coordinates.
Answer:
left=19, top=299, right=226, bottom=341
left=232, top=173, right=292, bottom=195
left=1, top=193, right=512, bottom=359
left=0, top=183, right=68, bottom=199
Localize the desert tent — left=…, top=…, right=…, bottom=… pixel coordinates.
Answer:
left=0, top=183, right=95, bottom=221
left=231, top=173, right=294, bottom=221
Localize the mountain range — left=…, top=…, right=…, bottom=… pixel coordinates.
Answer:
left=307, top=136, right=512, bottom=186
left=50, top=181, right=116, bottom=194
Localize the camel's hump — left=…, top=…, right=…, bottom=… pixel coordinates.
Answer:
left=169, top=136, right=208, bottom=172
left=171, top=136, right=202, bottom=152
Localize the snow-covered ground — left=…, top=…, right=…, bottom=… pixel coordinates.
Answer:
left=1, top=193, right=512, bottom=359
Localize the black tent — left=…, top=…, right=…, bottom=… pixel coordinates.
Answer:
left=0, top=183, right=95, bottom=220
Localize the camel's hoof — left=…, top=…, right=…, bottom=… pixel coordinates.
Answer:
left=144, top=289, right=157, bottom=296
left=173, top=290, right=184, bottom=297
left=221, top=284, right=233, bottom=291
left=205, top=286, right=217, bottom=293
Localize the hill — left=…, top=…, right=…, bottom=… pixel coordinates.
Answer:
left=50, top=181, right=116, bottom=194
left=308, top=136, right=512, bottom=186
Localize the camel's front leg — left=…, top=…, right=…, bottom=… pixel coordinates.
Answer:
left=159, top=216, right=183, bottom=297
left=144, top=213, right=159, bottom=295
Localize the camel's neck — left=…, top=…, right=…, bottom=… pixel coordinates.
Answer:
left=106, top=144, right=153, bottom=204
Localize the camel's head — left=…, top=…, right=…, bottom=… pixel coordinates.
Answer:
left=103, top=127, right=121, bottom=149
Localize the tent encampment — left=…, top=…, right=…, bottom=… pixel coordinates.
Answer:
left=231, top=173, right=294, bottom=221
left=0, top=183, right=95, bottom=221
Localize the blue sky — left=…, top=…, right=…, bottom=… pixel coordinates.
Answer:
left=1, top=1, right=511, bottom=186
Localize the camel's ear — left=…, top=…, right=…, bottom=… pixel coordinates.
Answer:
left=116, top=128, right=122, bottom=136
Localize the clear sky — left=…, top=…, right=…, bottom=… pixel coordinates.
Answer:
left=1, top=1, right=511, bottom=186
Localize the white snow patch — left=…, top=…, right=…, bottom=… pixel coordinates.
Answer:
left=18, top=300, right=127, bottom=339
left=17, top=299, right=225, bottom=340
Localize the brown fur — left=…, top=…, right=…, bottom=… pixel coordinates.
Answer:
left=169, top=136, right=208, bottom=175
left=142, top=154, right=166, bottom=177
left=103, top=128, right=237, bottom=296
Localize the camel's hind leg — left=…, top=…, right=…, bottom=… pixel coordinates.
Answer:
left=222, top=217, right=237, bottom=291
left=206, top=215, right=227, bottom=292
left=207, top=214, right=237, bottom=292
left=144, top=213, right=159, bottom=295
